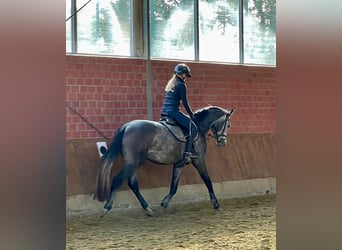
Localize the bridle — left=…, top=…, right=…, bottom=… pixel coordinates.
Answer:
left=209, top=113, right=230, bottom=142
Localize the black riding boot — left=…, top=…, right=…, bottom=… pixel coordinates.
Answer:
left=183, top=134, right=199, bottom=159
left=174, top=135, right=199, bottom=167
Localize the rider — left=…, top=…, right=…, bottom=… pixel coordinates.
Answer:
left=161, top=63, right=199, bottom=161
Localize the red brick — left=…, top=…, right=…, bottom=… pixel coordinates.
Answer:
left=66, top=55, right=275, bottom=139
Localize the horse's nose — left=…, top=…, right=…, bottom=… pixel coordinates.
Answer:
left=217, top=138, right=226, bottom=147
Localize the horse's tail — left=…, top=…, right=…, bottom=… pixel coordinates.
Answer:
left=95, top=126, right=125, bottom=202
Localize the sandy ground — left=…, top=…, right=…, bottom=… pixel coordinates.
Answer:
left=66, top=194, right=275, bottom=250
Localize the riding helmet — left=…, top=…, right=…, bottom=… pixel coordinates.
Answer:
left=174, top=63, right=192, bottom=77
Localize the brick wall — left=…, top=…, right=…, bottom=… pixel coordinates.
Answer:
left=65, top=55, right=276, bottom=196
left=66, top=55, right=276, bottom=140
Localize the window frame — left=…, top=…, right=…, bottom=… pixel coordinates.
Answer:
left=66, top=0, right=276, bottom=66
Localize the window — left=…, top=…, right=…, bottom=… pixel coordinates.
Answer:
left=66, top=0, right=276, bottom=65
left=150, top=0, right=194, bottom=60
left=199, top=0, right=240, bottom=63
left=66, top=0, right=131, bottom=56
left=244, top=0, right=276, bottom=64
left=66, top=0, right=72, bottom=53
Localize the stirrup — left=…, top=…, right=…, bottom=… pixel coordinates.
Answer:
left=174, top=151, right=199, bottom=167
left=184, top=151, right=199, bottom=159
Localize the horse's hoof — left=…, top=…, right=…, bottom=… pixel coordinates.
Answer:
left=100, top=209, right=111, bottom=218
left=160, top=201, right=168, bottom=209
left=104, top=202, right=112, bottom=211
left=161, top=195, right=171, bottom=208
left=144, top=207, right=154, bottom=217
left=214, top=205, right=221, bottom=211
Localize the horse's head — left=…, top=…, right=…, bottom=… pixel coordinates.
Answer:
left=210, top=108, right=235, bottom=147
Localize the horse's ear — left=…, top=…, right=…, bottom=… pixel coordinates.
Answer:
left=229, top=108, right=235, bottom=116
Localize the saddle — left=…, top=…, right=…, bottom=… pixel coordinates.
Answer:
left=159, top=114, right=197, bottom=142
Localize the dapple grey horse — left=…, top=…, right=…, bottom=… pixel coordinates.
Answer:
left=96, top=106, right=235, bottom=216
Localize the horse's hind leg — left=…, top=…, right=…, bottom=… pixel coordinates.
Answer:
left=161, top=165, right=183, bottom=209
left=128, top=173, right=153, bottom=216
left=104, top=165, right=135, bottom=212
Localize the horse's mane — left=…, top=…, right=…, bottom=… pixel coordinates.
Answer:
left=193, top=106, right=227, bottom=123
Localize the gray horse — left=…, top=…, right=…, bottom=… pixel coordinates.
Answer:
left=96, top=106, right=235, bottom=216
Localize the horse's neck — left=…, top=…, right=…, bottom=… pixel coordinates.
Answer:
left=196, top=112, right=222, bottom=133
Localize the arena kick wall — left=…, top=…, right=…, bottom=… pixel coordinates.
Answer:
left=66, top=55, right=276, bottom=209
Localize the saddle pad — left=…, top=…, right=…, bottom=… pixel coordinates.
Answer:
left=159, top=120, right=187, bottom=142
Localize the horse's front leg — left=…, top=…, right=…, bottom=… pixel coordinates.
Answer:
left=161, top=165, right=183, bottom=209
left=192, top=159, right=220, bottom=210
